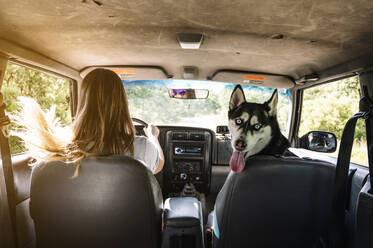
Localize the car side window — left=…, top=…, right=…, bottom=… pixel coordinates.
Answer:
left=298, top=76, right=368, bottom=166
left=2, top=62, right=71, bottom=154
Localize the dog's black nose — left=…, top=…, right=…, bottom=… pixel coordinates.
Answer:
left=235, top=139, right=247, bottom=151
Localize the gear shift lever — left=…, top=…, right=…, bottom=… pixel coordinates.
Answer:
left=181, top=182, right=198, bottom=197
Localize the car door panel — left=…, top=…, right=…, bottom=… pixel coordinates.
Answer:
left=356, top=179, right=373, bottom=248
left=346, top=166, right=369, bottom=248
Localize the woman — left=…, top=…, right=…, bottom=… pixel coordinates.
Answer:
left=12, top=68, right=164, bottom=175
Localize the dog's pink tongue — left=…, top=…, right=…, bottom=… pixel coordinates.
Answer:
left=230, top=151, right=245, bottom=172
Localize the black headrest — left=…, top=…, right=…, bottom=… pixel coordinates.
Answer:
left=30, top=155, right=163, bottom=248
left=214, top=155, right=335, bottom=248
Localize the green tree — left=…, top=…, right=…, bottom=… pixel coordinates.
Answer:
left=299, top=77, right=365, bottom=140
left=299, top=76, right=368, bottom=166
left=2, top=63, right=71, bottom=154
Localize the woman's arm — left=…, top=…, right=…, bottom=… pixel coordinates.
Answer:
left=144, top=124, right=165, bottom=174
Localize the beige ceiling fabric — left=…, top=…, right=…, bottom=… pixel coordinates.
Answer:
left=0, top=0, right=373, bottom=83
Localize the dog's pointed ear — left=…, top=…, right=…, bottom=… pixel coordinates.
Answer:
left=265, top=89, right=278, bottom=117
left=229, top=85, right=246, bottom=110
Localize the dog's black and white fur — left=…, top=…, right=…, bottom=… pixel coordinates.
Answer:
left=228, top=85, right=290, bottom=159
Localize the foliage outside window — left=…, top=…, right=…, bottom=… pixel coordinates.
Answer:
left=2, top=62, right=71, bottom=154
left=299, top=76, right=368, bottom=166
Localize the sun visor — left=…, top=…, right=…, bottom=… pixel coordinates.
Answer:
left=80, top=66, right=172, bottom=80
left=210, top=70, right=294, bottom=88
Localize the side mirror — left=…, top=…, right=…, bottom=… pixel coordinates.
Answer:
left=216, top=125, right=229, bottom=135
left=299, top=131, right=337, bottom=153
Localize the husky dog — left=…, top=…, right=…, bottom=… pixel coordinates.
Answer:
left=228, top=85, right=290, bottom=172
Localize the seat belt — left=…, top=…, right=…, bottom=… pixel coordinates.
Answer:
left=362, top=86, right=373, bottom=193
left=328, top=96, right=373, bottom=248
left=0, top=61, right=17, bottom=247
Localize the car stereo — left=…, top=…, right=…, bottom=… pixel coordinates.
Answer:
left=174, top=146, right=202, bottom=155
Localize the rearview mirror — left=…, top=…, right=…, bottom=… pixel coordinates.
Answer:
left=299, top=131, right=337, bottom=153
left=169, top=89, right=209, bottom=99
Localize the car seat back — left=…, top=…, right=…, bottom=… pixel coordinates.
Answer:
left=214, top=155, right=335, bottom=248
left=30, top=155, right=163, bottom=248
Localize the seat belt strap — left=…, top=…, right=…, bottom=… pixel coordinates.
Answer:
left=0, top=65, right=17, bottom=247
left=361, top=95, right=373, bottom=193
left=329, top=96, right=373, bottom=247
left=0, top=148, right=16, bottom=248
left=359, top=86, right=373, bottom=192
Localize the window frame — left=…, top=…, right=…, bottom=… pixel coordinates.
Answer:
left=2, top=60, right=76, bottom=155
left=295, top=76, right=369, bottom=167
left=6, top=59, right=77, bottom=119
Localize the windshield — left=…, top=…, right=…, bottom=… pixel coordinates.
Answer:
left=124, top=80, right=291, bottom=134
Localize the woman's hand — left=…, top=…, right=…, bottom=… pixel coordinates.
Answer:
left=143, top=124, right=160, bottom=139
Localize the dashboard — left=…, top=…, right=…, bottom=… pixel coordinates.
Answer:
left=165, top=129, right=212, bottom=193
left=136, top=125, right=233, bottom=196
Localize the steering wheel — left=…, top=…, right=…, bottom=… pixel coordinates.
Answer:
left=132, top=117, right=148, bottom=128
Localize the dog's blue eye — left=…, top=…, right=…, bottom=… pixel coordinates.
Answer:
left=254, top=124, right=262, bottom=130
left=235, top=119, right=242, bottom=125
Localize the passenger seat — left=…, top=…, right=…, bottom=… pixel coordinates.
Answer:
left=213, top=155, right=335, bottom=248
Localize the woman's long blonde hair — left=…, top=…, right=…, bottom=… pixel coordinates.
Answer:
left=11, top=68, right=135, bottom=175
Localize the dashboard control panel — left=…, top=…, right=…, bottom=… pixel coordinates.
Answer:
left=165, top=130, right=212, bottom=193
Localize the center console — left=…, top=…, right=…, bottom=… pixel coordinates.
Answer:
left=165, top=130, right=212, bottom=194
left=162, top=197, right=204, bottom=248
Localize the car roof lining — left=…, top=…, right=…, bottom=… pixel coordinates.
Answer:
left=1, top=0, right=373, bottom=86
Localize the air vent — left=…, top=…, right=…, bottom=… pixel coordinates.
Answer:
left=189, top=133, right=204, bottom=141
left=172, top=132, right=187, bottom=140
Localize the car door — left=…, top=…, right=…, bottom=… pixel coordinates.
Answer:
left=294, top=76, right=370, bottom=248
left=0, top=60, right=74, bottom=248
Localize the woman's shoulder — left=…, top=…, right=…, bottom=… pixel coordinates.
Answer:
left=134, top=135, right=149, bottom=145
left=133, top=135, right=157, bottom=149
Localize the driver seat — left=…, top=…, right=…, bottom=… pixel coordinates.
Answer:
left=213, top=155, right=335, bottom=248
left=30, top=155, right=163, bottom=248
